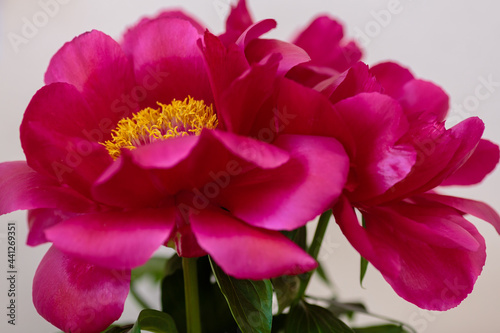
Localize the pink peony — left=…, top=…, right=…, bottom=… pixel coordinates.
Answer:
left=0, top=11, right=350, bottom=333
left=276, top=59, right=500, bottom=310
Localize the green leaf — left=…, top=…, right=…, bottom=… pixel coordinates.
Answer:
left=353, top=324, right=408, bottom=333
left=129, top=309, right=178, bottom=333
left=272, top=275, right=300, bottom=313
left=210, top=257, right=273, bottom=333
left=285, top=302, right=354, bottom=333
left=328, top=301, right=367, bottom=320
left=101, top=325, right=134, bottom=333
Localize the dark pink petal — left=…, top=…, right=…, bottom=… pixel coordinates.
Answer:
left=235, top=19, right=277, bottom=49
left=276, top=78, right=354, bottom=150
left=44, top=30, right=136, bottom=130
left=293, top=16, right=362, bottom=72
left=328, top=62, right=383, bottom=104
left=245, top=39, right=310, bottom=76
left=441, top=139, right=500, bottom=186
left=219, top=0, right=254, bottom=46
left=92, top=131, right=289, bottom=208
left=361, top=202, right=485, bottom=310
left=190, top=207, right=317, bottom=279
left=21, top=83, right=113, bottom=194
left=27, top=209, right=79, bottom=246
left=370, top=61, right=414, bottom=98
left=334, top=196, right=486, bottom=310
left=134, top=10, right=206, bottom=34
left=0, top=161, right=95, bottom=215
left=333, top=93, right=415, bottom=201
left=122, top=17, right=212, bottom=107
left=45, top=208, right=176, bottom=269
left=414, top=193, right=500, bottom=234
left=219, top=134, right=349, bottom=230
left=33, top=246, right=130, bottom=333
left=398, top=79, right=449, bottom=123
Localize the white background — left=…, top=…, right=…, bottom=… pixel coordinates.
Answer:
left=1, top=0, right=499, bottom=332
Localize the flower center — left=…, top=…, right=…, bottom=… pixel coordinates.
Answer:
left=102, top=96, right=217, bottom=159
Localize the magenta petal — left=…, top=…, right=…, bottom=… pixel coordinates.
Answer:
left=0, top=161, right=95, bottom=215
left=190, top=207, right=317, bottom=279
left=33, top=246, right=130, bottom=333
left=245, top=39, right=310, bottom=76
left=361, top=202, right=485, bottom=310
left=235, top=19, right=277, bottom=48
left=220, top=134, right=349, bottom=230
left=27, top=209, right=78, bottom=246
left=135, top=10, right=206, bottom=34
left=45, top=208, right=176, bottom=269
left=21, top=83, right=113, bottom=194
left=441, top=139, right=500, bottom=186
left=122, top=17, right=212, bottom=106
left=219, top=0, right=254, bottom=46
left=398, top=79, right=449, bottom=122
left=293, top=16, right=362, bottom=72
left=414, top=193, right=500, bottom=234
left=45, top=30, right=136, bottom=125
left=370, top=61, right=414, bottom=98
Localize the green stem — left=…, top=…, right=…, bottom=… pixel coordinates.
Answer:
left=294, top=210, right=332, bottom=304
left=182, top=257, right=201, bottom=333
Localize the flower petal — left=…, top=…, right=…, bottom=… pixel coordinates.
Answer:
left=21, top=83, right=113, bottom=194
left=44, top=30, right=136, bottom=126
left=27, top=209, right=78, bottom=246
left=398, top=79, right=449, bottom=123
left=0, top=161, right=95, bottom=215
left=219, top=0, right=254, bottom=46
left=219, top=134, right=349, bottom=230
left=45, top=208, right=176, bottom=269
left=293, top=15, right=362, bottom=73
left=33, top=246, right=130, bottom=333
left=414, top=193, right=500, bottom=234
left=122, top=17, right=212, bottom=107
left=370, top=61, right=414, bottom=98
left=235, top=19, right=277, bottom=49
left=190, top=207, right=317, bottom=279
left=334, top=195, right=486, bottom=310
left=441, top=139, right=500, bottom=186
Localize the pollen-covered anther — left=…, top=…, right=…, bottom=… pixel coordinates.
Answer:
left=102, top=96, right=217, bottom=159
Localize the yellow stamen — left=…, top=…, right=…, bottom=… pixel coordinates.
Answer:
left=102, top=96, right=217, bottom=159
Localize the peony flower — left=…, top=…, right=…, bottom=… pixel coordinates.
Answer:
left=272, top=59, right=500, bottom=310
left=0, top=11, right=350, bottom=333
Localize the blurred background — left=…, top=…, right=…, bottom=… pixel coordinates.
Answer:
left=0, top=0, right=499, bottom=332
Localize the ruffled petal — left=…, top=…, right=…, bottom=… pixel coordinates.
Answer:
left=398, top=79, right=449, bottom=123
left=219, top=134, right=349, bottom=230
left=45, top=208, right=176, bottom=269
left=122, top=17, right=212, bottom=107
left=20, top=83, right=113, bottom=194
left=414, top=193, right=500, bottom=234
left=372, top=117, right=485, bottom=205
left=0, top=161, right=95, bottom=215
left=334, top=196, right=486, bottom=310
left=33, top=246, right=130, bottom=333
left=245, top=39, right=310, bottom=76
left=293, top=15, right=362, bottom=72
left=441, top=139, right=500, bottom=186
left=27, top=209, right=79, bottom=246
left=332, top=93, right=416, bottom=201
left=92, top=130, right=289, bottom=208
left=190, top=207, right=317, bottom=279
left=370, top=61, right=414, bottom=98
left=44, top=30, right=136, bottom=129
left=235, top=19, right=277, bottom=49
left=219, top=0, right=254, bottom=46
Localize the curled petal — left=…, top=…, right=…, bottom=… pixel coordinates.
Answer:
left=33, top=246, right=130, bottom=333
left=219, top=134, right=349, bottom=230
left=0, top=161, right=95, bottom=215
left=45, top=208, right=176, bottom=269
left=370, top=61, right=414, bottom=97
left=219, top=0, right=254, bottom=46
left=190, top=207, right=317, bottom=279
left=441, top=139, right=500, bottom=186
